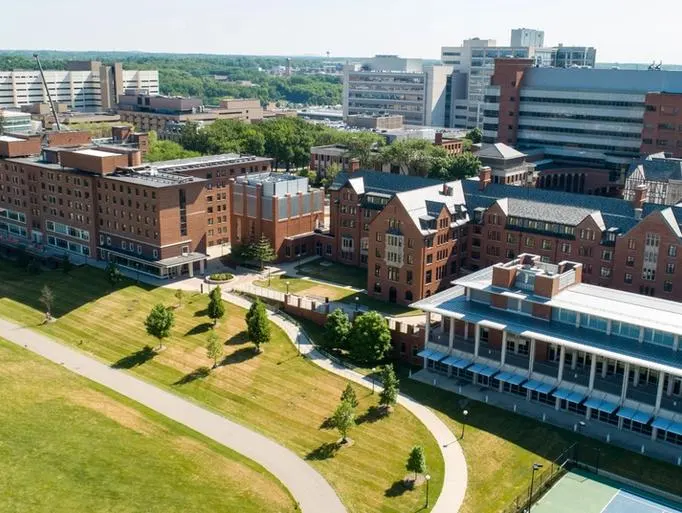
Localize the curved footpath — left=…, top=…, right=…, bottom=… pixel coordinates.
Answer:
left=0, top=317, right=346, bottom=513
left=223, top=291, right=468, bottom=513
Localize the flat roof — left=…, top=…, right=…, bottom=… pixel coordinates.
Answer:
left=0, top=135, right=25, bottom=142
left=75, top=148, right=121, bottom=158
left=105, top=169, right=206, bottom=188
left=155, top=153, right=270, bottom=172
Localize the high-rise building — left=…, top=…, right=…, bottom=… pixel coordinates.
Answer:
left=0, top=61, right=159, bottom=111
left=511, top=28, right=545, bottom=48
left=342, top=56, right=453, bottom=126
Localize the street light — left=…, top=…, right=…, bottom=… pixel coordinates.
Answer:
left=355, top=296, right=359, bottom=312
left=461, top=409, right=469, bottom=439
left=371, top=367, right=377, bottom=394
left=528, top=463, right=543, bottom=513
left=424, top=474, right=431, bottom=508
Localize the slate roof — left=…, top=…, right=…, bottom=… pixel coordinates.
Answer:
left=627, top=154, right=682, bottom=182
left=329, top=170, right=439, bottom=195
left=477, top=143, right=526, bottom=160
left=395, top=182, right=468, bottom=235
left=496, top=197, right=604, bottom=227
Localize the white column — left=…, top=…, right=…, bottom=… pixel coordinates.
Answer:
left=667, top=374, right=674, bottom=396
left=199, top=259, right=205, bottom=274
left=425, top=312, right=431, bottom=344
left=655, top=371, right=665, bottom=411
left=674, top=335, right=679, bottom=352
left=571, top=350, right=577, bottom=370
left=440, top=317, right=446, bottom=332
left=606, top=320, right=612, bottom=335
left=188, top=264, right=194, bottom=278
left=588, top=355, right=597, bottom=391
left=474, top=324, right=481, bottom=358
left=620, top=363, right=630, bottom=402
left=557, top=346, right=566, bottom=383
left=448, top=318, right=455, bottom=352
left=639, top=327, right=645, bottom=343
left=575, top=312, right=581, bottom=328
left=501, top=331, right=508, bottom=366
left=601, top=358, right=608, bottom=378
left=464, top=322, right=469, bottom=340
left=633, top=366, right=640, bottom=387
left=528, top=339, right=536, bottom=378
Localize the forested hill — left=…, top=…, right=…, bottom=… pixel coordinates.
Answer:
left=0, top=51, right=343, bottom=106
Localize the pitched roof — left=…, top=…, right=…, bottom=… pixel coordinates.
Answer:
left=329, top=170, right=441, bottom=195
left=394, top=181, right=468, bottom=235
left=495, top=197, right=603, bottom=226
left=628, top=155, right=682, bottom=182
left=477, top=143, right=526, bottom=160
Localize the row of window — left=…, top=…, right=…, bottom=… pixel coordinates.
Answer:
left=45, top=221, right=89, bottom=242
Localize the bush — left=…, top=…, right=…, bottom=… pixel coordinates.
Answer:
left=209, top=273, right=234, bottom=281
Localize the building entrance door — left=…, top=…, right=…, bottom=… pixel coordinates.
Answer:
left=389, top=287, right=397, bottom=303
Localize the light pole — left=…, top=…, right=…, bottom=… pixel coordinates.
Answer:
left=355, top=296, right=359, bottom=312
left=268, top=268, right=272, bottom=287
left=371, top=367, right=377, bottom=394
left=286, top=281, right=290, bottom=294
left=424, top=474, right=431, bottom=508
left=528, top=463, right=543, bottom=512
left=461, top=409, right=469, bottom=439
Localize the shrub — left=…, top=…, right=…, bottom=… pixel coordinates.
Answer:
left=210, top=273, right=234, bottom=281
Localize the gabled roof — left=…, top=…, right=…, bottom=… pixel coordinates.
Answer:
left=661, top=208, right=682, bottom=238
left=477, top=143, right=526, bottom=160
left=329, top=170, right=439, bottom=195
left=493, top=197, right=601, bottom=226
left=628, top=154, right=682, bottom=182
left=394, top=181, right=468, bottom=235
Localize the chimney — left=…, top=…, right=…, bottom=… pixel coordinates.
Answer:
left=441, top=183, right=453, bottom=196
left=479, top=166, right=492, bottom=190
left=633, top=184, right=648, bottom=209
left=349, top=158, right=360, bottom=173
left=435, top=132, right=443, bottom=145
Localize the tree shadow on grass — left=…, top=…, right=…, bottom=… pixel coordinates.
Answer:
left=384, top=480, right=410, bottom=498
left=222, top=347, right=257, bottom=366
left=185, top=322, right=213, bottom=336
left=305, top=441, right=340, bottom=461
left=226, top=331, right=249, bottom=346
left=356, top=405, right=387, bottom=425
left=194, top=308, right=209, bottom=318
left=319, top=417, right=336, bottom=430
left=111, top=346, right=156, bottom=369
left=174, top=366, right=211, bottom=385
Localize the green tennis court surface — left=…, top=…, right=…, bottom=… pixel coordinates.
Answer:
left=533, top=469, right=682, bottom=513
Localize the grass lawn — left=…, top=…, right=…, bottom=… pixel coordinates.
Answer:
left=0, top=264, right=444, bottom=513
left=0, top=338, right=293, bottom=513
left=296, top=259, right=368, bottom=290
left=290, top=313, right=682, bottom=513
left=255, top=274, right=418, bottom=317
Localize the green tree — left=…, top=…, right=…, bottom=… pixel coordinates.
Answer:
left=105, top=262, right=122, bottom=286
left=174, top=289, right=184, bottom=307
left=246, top=300, right=271, bottom=352
left=206, top=330, right=224, bottom=369
left=340, top=383, right=359, bottom=409
left=427, top=152, right=481, bottom=181
left=39, top=285, right=54, bottom=319
left=465, top=127, right=482, bottom=144
left=248, top=235, right=276, bottom=270
left=332, top=399, right=356, bottom=443
left=323, top=308, right=352, bottom=351
left=144, top=303, right=175, bottom=350
left=207, top=286, right=226, bottom=325
left=406, top=446, right=427, bottom=481
left=61, top=254, right=73, bottom=274
left=375, top=139, right=447, bottom=176
left=146, top=130, right=200, bottom=162
left=321, top=162, right=343, bottom=189
left=348, top=311, right=392, bottom=363
left=379, top=364, right=400, bottom=411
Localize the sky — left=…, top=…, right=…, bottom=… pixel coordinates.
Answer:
left=3, top=0, right=682, bottom=64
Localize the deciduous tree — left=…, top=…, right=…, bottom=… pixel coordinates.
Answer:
left=323, top=308, right=352, bottom=351
left=247, top=235, right=276, bottom=270
left=105, top=262, right=122, bottom=286
left=340, top=383, right=359, bottom=409
left=379, top=364, right=399, bottom=412
left=348, top=311, right=392, bottom=364
left=406, top=446, right=427, bottom=481
left=207, top=286, right=225, bottom=325
left=144, top=303, right=175, bottom=350
left=246, top=300, right=271, bottom=352
left=206, top=330, right=224, bottom=369
left=39, top=285, right=54, bottom=319
left=332, top=399, right=355, bottom=444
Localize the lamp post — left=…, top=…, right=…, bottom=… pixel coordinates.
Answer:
left=461, top=409, right=469, bottom=439
left=135, top=262, right=140, bottom=284
left=371, top=367, right=377, bottom=394
left=528, top=463, right=543, bottom=512
left=268, top=268, right=272, bottom=287
left=286, top=281, right=290, bottom=294
left=355, top=296, right=359, bottom=312
left=424, top=474, right=431, bottom=508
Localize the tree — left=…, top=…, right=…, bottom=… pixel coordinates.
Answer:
left=246, top=300, right=271, bottom=352
left=174, top=289, right=184, bottom=308
left=248, top=235, right=276, bottom=271
left=39, top=285, right=54, bottom=319
left=144, top=303, right=175, bottom=350
left=465, top=127, right=482, bottom=144
left=105, top=262, right=122, bottom=286
left=61, top=254, right=73, bottom=274
left=207, top=286, right=226, bottom=325
left=379, top=364, right=399, bottom=411
left=427, top=152, right=482, bottom=181
left=321, top=162, right=343, bottom=189
left=332, top=399, right=355, bottom=444
left=348, top=311, right=392, bottom=364
left=206, top=330, right=224, bottom=369
left=323, top=308, right=352, bottom=351
left=340, top=383, right=359, bottom=409
left=145, top=130, right=200, bottom=162
left=406, top=446, right=427, bottom=481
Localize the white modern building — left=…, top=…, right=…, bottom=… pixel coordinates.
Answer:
left=413, top=254, right=682, bottom=448
left=342, top=56, right=453, bottom=126
left=511, top=28, right=545, bottom=48
left=0, top=109, right=32, bottom=133
left=0, top=61, right=159, bottom=111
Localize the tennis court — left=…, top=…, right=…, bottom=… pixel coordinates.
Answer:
left=532, top=469, right=682, bottom=513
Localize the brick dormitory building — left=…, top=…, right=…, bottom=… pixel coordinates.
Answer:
left=0, top=127, right=323, bottom=277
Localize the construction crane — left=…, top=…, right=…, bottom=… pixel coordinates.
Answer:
left=33, top=53, right=62, bottom=131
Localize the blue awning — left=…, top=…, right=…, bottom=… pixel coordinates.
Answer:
left=616, top=407, right=637, bottom=420
left=417, top=349, right=434, bottom=358
left=441, top=355, right=461, bottom=366
left=567, top=391, right=587, bottom=404
left=632, top=412, right=653, bottom=424
left=584, top=397, right=602, bottom=410
left=552, top=388, right=571, bottom=400
left=451, top=358, right=472, bottom=369
left=523, top=379, right=541, bottom=391
left=479, top=365, right=499, bottom=378
left=668, top=423, right=682, bottom=436
left=596, top=401, right=619, bottom=414
left=508, top=373, right=527, bottom=386
left=468, top=363, right=486, bottom=374
left=536, top=383, right=555, bottom=395
left=652, top=417, right=673, bottom=431
left=427, top=350, right=448, bottom=362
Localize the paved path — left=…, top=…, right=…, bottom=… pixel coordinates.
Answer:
left=222, top=291, right=468, bottom=513
left=0, top=317, right=346, bottom=513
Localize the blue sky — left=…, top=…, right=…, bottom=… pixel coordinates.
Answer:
left=3, top=0, right=680, bottom=63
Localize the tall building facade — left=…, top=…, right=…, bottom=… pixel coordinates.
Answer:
left=0, top=61, right=159, bottom=111
left=483, top=59, right=682, bottom=168
left=510, top=28, right=545, bottom=48
left=342, top=56, right=453, bottom=126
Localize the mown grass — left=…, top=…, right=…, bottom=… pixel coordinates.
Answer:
left=0, top=264, right=444, bottom=513
left=0, top=338, right=294, bottom=513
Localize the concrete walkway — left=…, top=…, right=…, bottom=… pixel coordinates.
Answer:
left=222, top=291, right=468, bottom=513
left=0, top=317, right=346, bottom=513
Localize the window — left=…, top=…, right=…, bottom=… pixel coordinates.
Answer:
left=506, top=233, right=516, bottom=244
left=524, top=237, right=535, bottom=248
left=642, top=268, right=656, bottom=281
left=407, top=238, right=414, bottom=249
left=664, top=281, right=673, bottom=293
left=602, top=249, right=613, bottom=261
left=560, top=242, right=571, bottom=254
left=600, top=267, right=612, bottom=278
left=666, top=263, right=676, bottom=274
left=669, top=245, right=678, bottom=257
left=425, top=270, right=432, bottom=284
left=541, top=239, right=552, bottom=250
left=407, top=254, right=414, bottom=264
left=628, top=239, right=636, bottom=250
left=626, top=256, right=635, bottom=267
left=406, top=270, right=413, bottom=285
left=376, top=233, right=383, bottom=242
left=152, top=249, right=158, bottom=258
left=624, top=273, right=633, bottom=284
left=426, top=254, right=433, bottom=264
left=374, top=264, right=381, bottom=277
left=388, top=267, right=399, bottom=282
left=121, top=241, right=127, bottom=250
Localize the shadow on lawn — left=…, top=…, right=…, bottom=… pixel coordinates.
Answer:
left=305, top=441, right=340, bottom=461
left=174, top=366, right=211, bottom=385
left=111, top=346, right=156, bottom=369
left=222, top=347, right=258, bottom=366
left=185, top=322, right=213, bottom=336
left=226, top=331, right=249, bottom=346
left=319, top=417, right=336, bottom=430
left=356, top=405, right=386, bottom=425
left=384, top=480, right=410, bottom=498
